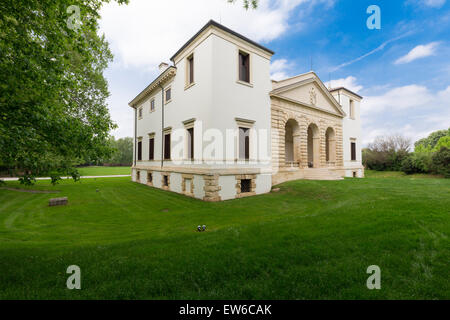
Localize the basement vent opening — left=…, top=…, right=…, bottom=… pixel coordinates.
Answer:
left=241, top=179, right=251, bottom=193
left=163, top=175, right=169, bottom=187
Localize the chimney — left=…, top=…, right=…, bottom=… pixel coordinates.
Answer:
left=159, top=62, right=169, bottom=73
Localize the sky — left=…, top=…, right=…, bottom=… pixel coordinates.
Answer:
left=99, top=0, right=450, bottom=146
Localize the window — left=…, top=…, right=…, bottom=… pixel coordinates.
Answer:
left=136, top=171, right=140, bottom=181
left=241, top=179, right=251, bottom=193
left=349, top=100, right=355, bottom=119
left=165, top=87, right=172, bottom=103
left=238, top=51, right=250, bottom=83
left=351, top=142, right=356, bottom=161
left=138, top=107, right=143, bottom=119
left=163, top=175, right=169, bottom=187
left=149, top=137, right=154, bottom=160
left=150, top=99, right=155, bottom=112
left=164, top=133, right=171, bottom=160
left=187, top=54, right=194, bottom=85
left=147, top=172, right=153, bottom=184
left=187, top=128, right=194, bottom=160
left=137, top=140, right=142, bottom=161
left=239, top=127, right=250, bottom=160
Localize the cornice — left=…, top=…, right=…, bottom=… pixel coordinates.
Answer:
left=129, top=67, right=177, bottom=108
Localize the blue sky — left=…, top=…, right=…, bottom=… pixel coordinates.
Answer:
left=99, top=0, right=450, bottom=146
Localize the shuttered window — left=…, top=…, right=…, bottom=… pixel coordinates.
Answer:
left=137, top=141, right=142, bottom=161
left=187, top=128, right=194, bottom=160
left=239, top=127, right=250, bottom=160
left=351, top=142, right=356, bottom=161
left=187, top=55, right=194, bottom=85
left=149, top=138, right=154, bottom=160
left=164, top=134, right=171, bottom=160
left=239, top=51, right=250, bottom=83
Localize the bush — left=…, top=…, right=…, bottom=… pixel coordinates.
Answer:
left=401, top=152, right=432, bottom=174
left=431, top=147, right=450, bottom=178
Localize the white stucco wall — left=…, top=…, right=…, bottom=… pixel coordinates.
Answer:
left=255, top=173, right=272, bottom=194
left=332, top=91, right=363, bottom=170
left=219, top=175, right=237, bottom=200
left=193, top=175, right=205, bottom=199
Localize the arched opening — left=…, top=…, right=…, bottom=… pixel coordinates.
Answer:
left=285, top=119, right=299, bottom=166
left=307, top=123, right=320, bottom=168
left=325, top=127, right=336, bottom=165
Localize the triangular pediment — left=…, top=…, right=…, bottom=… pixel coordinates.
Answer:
left=270, top=74, right=345, bottom=117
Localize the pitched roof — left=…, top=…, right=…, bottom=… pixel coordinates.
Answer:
left=329, top=87, right=363, bottom=99
left=170, top=20, right=275, bottom=62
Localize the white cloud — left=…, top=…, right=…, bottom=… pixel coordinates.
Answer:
left=423, top=0, right=446, bottom=8
left=270, top=59, right=294, bottom=81
left=99, top=0, right=318, bottom=71
left=394, top=42, right=440, bottom=64
left=361, top=85, right=450, bottom=145
left=325, top=76, right=363, bottom=93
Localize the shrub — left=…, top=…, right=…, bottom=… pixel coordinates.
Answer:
left=431, top=147, right=450, bottom=178
left=401, top=152, right=432, bottom=174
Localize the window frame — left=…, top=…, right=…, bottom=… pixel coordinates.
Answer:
left=349, top=100, right=355, bottom=120
left=148, top=135, right=155, bottom=160
left=164, top=133, right=171, bottom=160
left=137, top=138, right=143, bottom=161
left=237, top=49, right=251, bottom=85
left=235, top=118, right=255, bottom=161
left=138, top=107, right=143, bottom=119
left=150, top=98, right=155, bottom=112
left=185, top=53, right=195, bottom=89
left=351, top=141, right=357, bottom=161
left=164, top=87, right=172, bottom=104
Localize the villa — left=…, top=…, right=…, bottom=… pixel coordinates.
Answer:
left=129, top=20, right=364, bottom=201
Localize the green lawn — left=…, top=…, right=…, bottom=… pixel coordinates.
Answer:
left=76, top=166, right=131, bottom=176
left=0, top=173, right=448, bottom=299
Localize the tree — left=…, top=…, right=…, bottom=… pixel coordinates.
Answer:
left=431, top=147, right=450, bottom=178
left=363, top=134, right=411, bottom=171
left=0, top=0, right=128, bottom=183
left=415, top=128, right=450, bottom=151
left=227, top=0, right=258, bottom=9
left=108, top=137, right=133, bottom=166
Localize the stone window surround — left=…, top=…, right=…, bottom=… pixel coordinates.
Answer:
left=161, top=173, right=170, bottom=190
left=181, top=174, right=195, bottom=196
left=236, top=47, right=253, bottom=87
left=235, top=174, right=256, bottom=198
left=185, top=53, right=195, bottom=90
left=183, top=118, right=196, bottom=161
left=235, top=117, right=255, bottom=162
left=150, top=98, right=156, bottom=113
left=164, top=86, right=172, bottom=105
left=147, top=171, right=153, bottom=186
left=350, top=137, right=357, bottom=162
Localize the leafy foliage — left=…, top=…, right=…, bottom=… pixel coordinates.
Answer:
left=227, top=0, right=258, bottom=9
left=431, top=147, right=450, bottom=178
left=362, top=135, right=411, bottom=171
left=0, top=0, right=128, bottom=182
left=415, top=128, right=450, bottom=151
left=401, top=152, right=432, bottom=175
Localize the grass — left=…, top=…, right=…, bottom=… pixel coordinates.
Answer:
left=76, top=166, right=131, bottom=176
left=0, top=173, right=448, bottom=299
